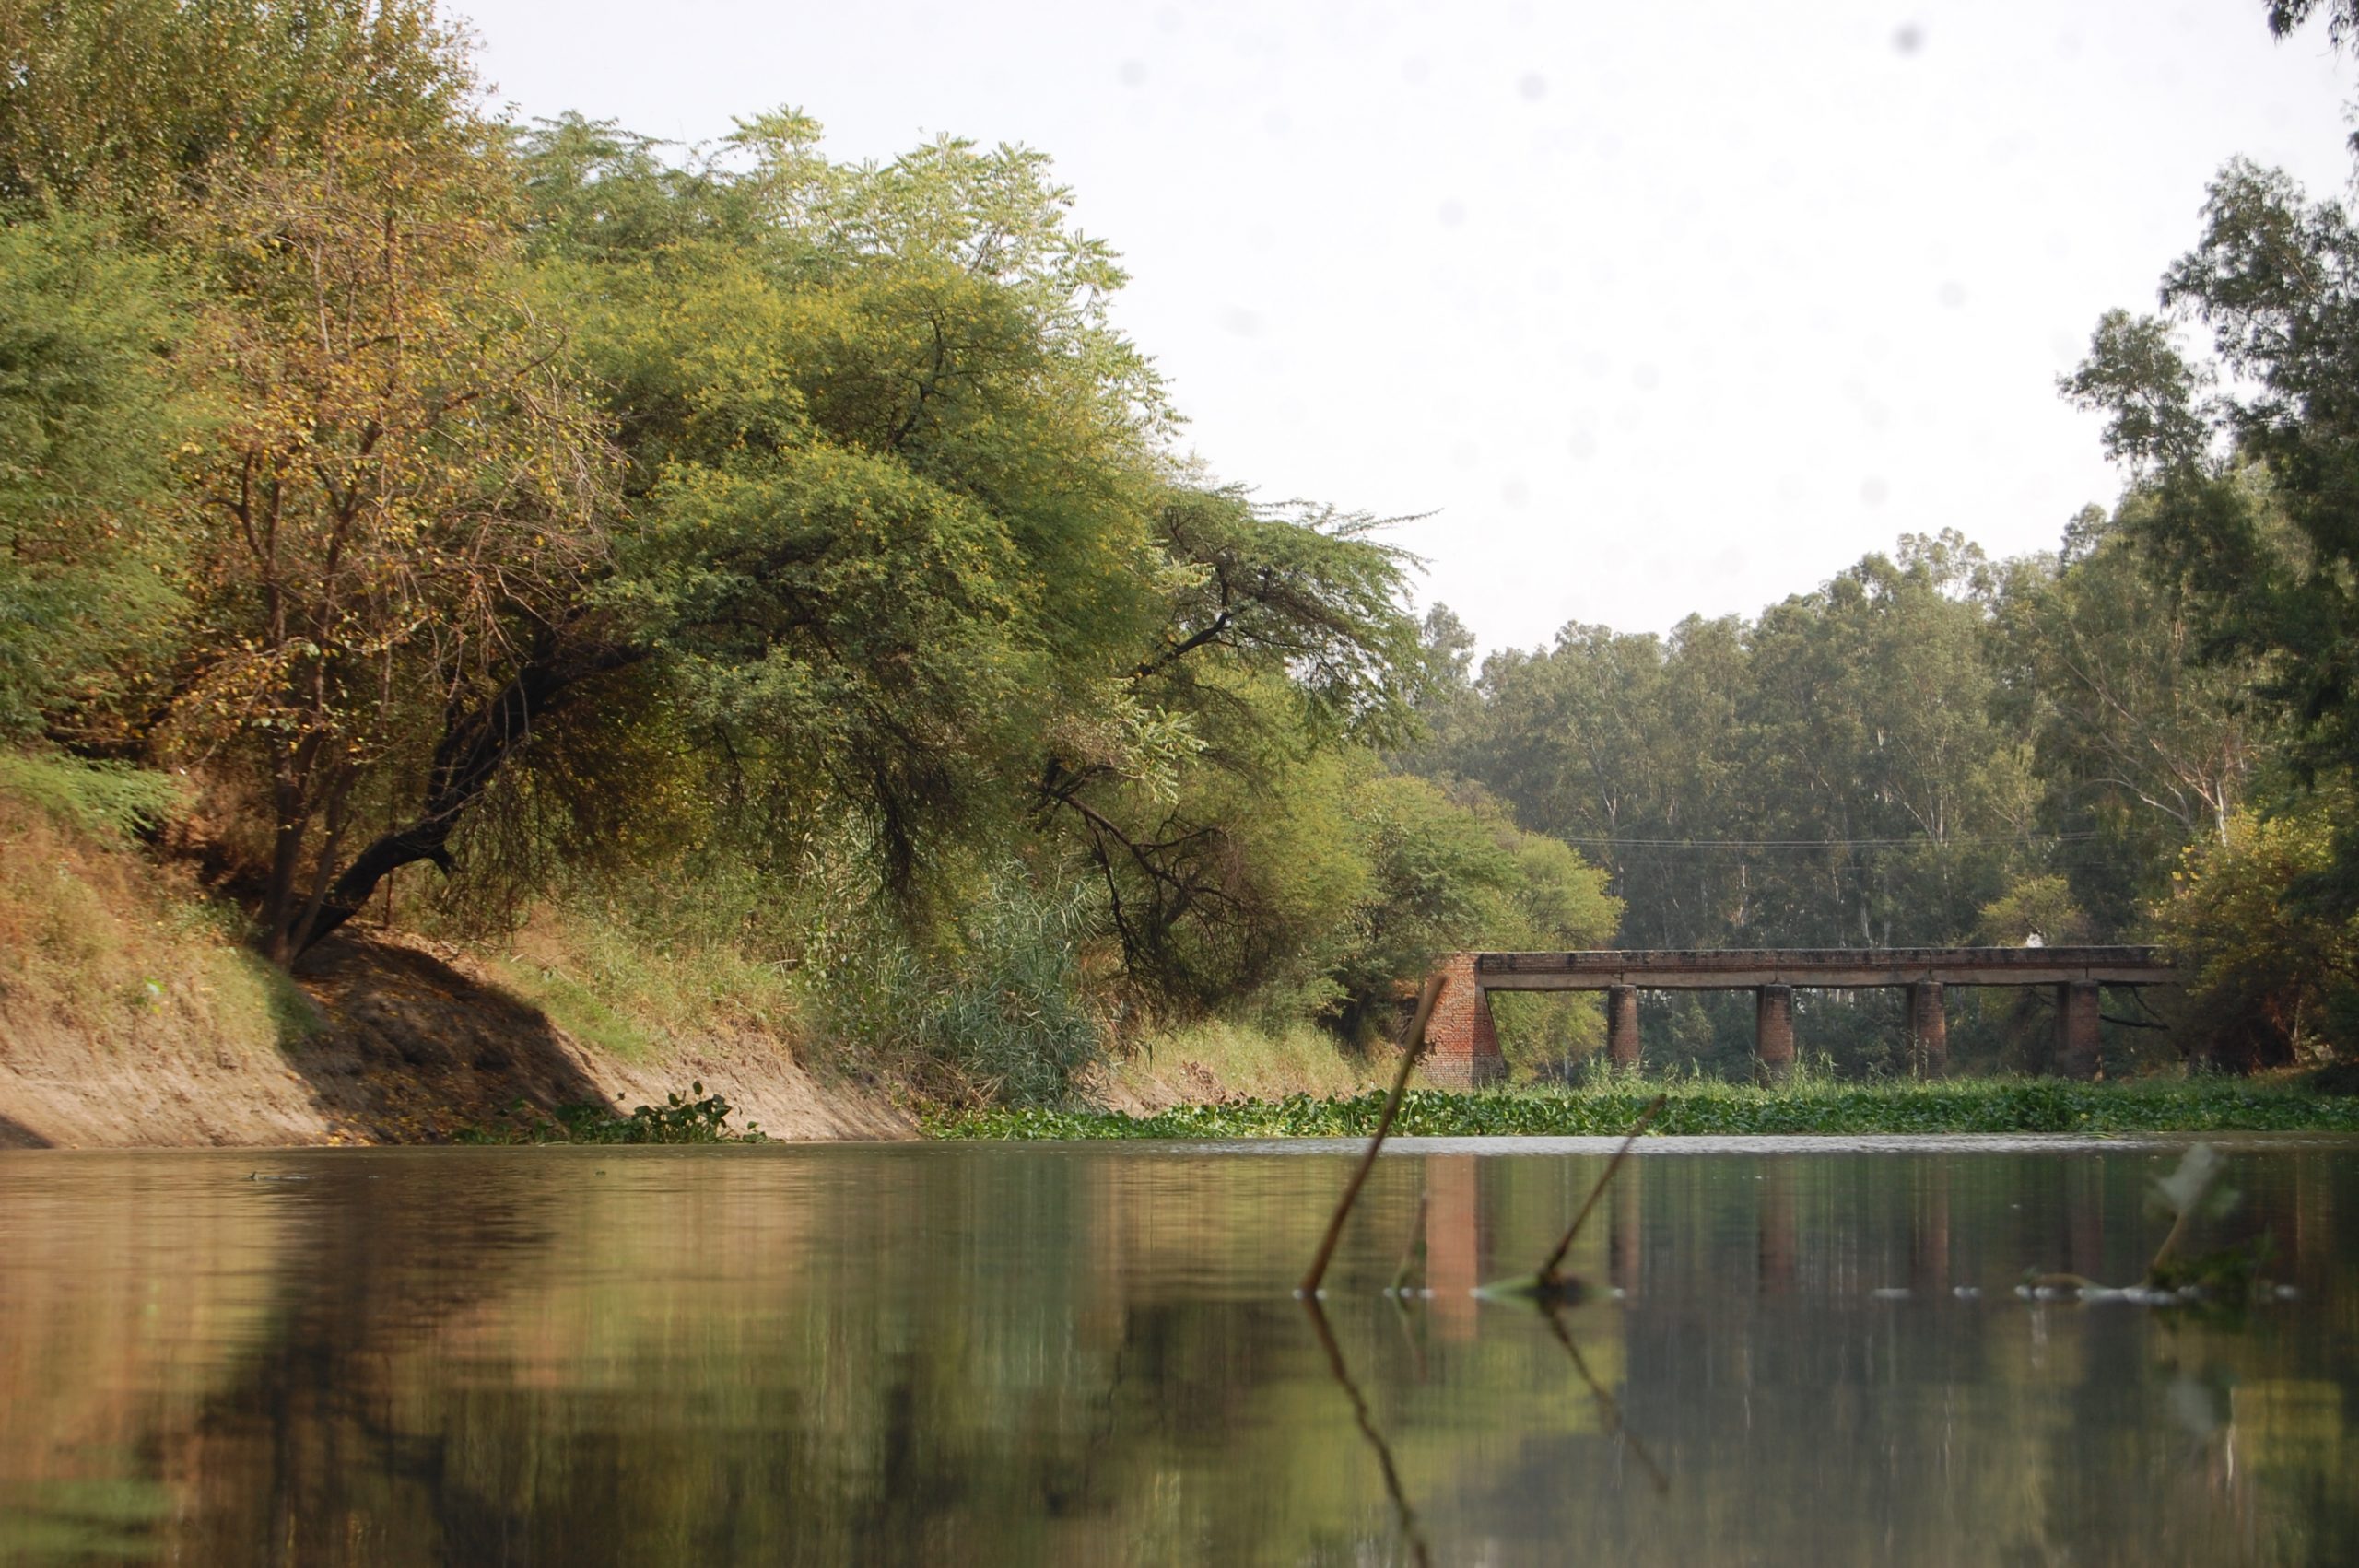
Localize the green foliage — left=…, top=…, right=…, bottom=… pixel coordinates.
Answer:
left=1412, top=533, right=2072, bottom=1073
left=0, top=0, right=1582, bottom=1059
left=1033, top=488, right=1442, bottom=1016
left=0, top=215, right=194, bottom=740
left=0, top=0, right=476, bottom=219
left=2065, top=152, right=2359, bottom=927
left=469, top=1082, right=766, bottom=1144
left=1322, top=772, right=1514, bottom=1038
left=926, top=1075, right=2359, bottom=1140
left=808, top=865, right=1106, bottom=1106
left=0, top=751, right=179, bottom=839
left=41, top=0, right=2358, bottom=1110
left=1418, top=534, right=2028, bottom=965
left=2154, top=790, right=2359, bottom=1070
left=1975, top=874, right=2089, bottom=947
left=1987, top=505, right=2264, bottom=935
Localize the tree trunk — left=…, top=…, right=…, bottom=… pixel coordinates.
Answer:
left=289, top=640, right=646, bottom=961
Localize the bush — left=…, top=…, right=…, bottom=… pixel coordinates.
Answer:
left=810, top=865, right=1106, bottom=1107
left=2154, top=791, right=2359, bottom=1071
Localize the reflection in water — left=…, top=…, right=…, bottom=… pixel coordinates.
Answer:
left=1424, top=1156, right=1483, bottom=1340
left=1537, top=1304, right=1668, bottom=1496
left=1300, top=1298, right=1432, bottom=1568
left=0, top=1141, right=2353, bottom=1565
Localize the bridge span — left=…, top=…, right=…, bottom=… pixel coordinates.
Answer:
left=1422, top=946, right=2176, bottom=1088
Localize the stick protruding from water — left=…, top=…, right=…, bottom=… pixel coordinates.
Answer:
left=1478, top=1092, right=1668, bottom=1302
left=1534, top=1093, right=1667, bottom=1285
left=1298, top=972, right=1447, bottom=1298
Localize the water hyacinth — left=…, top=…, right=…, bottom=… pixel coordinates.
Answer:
left=925, top=1076, right=2359, bottom=1140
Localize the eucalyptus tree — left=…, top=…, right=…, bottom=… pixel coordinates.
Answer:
left=1742, top=534, right=2032, bottom=949
left=1437, top=623, right=1710, bottom=944
left=2064, top=158, right=2359, bottom=919
left=1989, top=505, right=2266, bottom=937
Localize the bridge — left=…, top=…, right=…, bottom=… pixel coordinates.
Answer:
left=1422, top=946, right=2177, bottom=1087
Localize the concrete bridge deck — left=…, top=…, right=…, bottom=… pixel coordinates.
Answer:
left=1474, top=945, right=2172, bottom=989
left=1424, top=946, right=2177, bottom=1090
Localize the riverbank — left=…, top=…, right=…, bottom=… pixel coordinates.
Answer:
left=927, top=1076, right=2359, bottom=1140
left=0, top=923, right=912, bottom=1148
left=3, top=785, right=1379, bottom=1148
left=10, top=796, right=2353, bottom=1150
left=0, top=796, right=910, bottom=1147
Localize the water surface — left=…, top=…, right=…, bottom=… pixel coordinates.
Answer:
left=2, top=1138, right=2352, bottom=1565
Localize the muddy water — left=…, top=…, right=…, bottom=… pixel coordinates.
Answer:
left=1, top=1138, right=2353, bottom=1566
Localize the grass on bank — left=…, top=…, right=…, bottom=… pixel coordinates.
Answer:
left=0, top=754, right=313, bottom=1052
left=469, top=902, right=805, bottom=1066
left=1086, top=1017, right=1379, bottom=1107
left=926, top=1073, right=2359, bottom=1140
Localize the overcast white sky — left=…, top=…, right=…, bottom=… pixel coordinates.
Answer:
left=453, top=0, right=2354, bottom=653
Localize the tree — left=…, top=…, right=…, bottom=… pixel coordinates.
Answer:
left=521, top=114, right=1173, bottom=893
left=162, top=114, right=610, bottom=964
left=1426, top=620, right=1719, bottom=945
left=1033, top=487, right=1430, bottom=1012
left=2064, top=157, right=2359, bottom=917
left=0, top=0, right=620, bottom=964
left=0, top=216, right=194, bottom=744
left=1989, top=505, right=2265, bottom=935
left=2265, top=1, right=2359, bottom=50
left=1738, top=535, right=2031, bottom=949
left=2154, top=790, right=2359, bottom=1070
left=0, top=0, right=473, bottom=221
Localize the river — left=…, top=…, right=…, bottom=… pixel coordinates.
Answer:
left=2, top=1138, right=2353, bottom=1564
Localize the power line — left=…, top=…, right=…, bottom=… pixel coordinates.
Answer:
left=1551, top=832, right=2103, bottom=851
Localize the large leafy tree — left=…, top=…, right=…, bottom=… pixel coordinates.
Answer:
left=511, top=113, right=1171, bottom=885
left=3, top=0, right=616, bottom=963
left=1423, top=615, right=1745, bottom=947
left=1032, top=486, right=1431, bottom=1006
left=2063, top=158, right=2359, bottom=917
left=1740, top=535, right=2035, bottom=948
left=0, top=0, right=472, bottom=219
left=517, top=114, right=1452, bottom=1012
left=174, top=122, right=610, bottom=963
left=1989, top=503, right=2267, bottom=936
left=2154, top=790, right=2359, bottom=1070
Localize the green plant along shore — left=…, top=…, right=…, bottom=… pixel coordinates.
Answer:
left=463, top=1082, right=769, bottom=1144
left=929, top=1079, right=2359, bottom=1141
left=4, top=0, right=2359, bottom=1128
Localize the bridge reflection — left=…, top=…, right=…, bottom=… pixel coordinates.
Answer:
left=1409, top=1141, right=2331, bottom=1328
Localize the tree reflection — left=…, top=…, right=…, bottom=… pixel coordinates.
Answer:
left=0, top=1145, right=2350, bottom=1566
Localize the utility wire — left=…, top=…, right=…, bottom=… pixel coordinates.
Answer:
left=1550, top=832, right=2102, bottom=850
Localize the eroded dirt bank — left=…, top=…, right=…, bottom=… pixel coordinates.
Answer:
left=0, top=932, right=911, bottom=1149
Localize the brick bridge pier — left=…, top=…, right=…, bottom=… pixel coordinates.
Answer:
left=1421, top=946, right=2176, bottom=1088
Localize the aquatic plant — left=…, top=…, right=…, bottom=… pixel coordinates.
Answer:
left=926, top=1075, right=2359, bottom=1140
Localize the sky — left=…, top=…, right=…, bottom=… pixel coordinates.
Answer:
left=451, top=0, right=2356, bottom=654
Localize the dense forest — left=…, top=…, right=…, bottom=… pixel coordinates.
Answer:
left=2, top=0, right=2353, bottom=1098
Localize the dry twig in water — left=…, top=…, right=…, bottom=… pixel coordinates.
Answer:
left=1298, top=973, right=1447, bottom=1298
